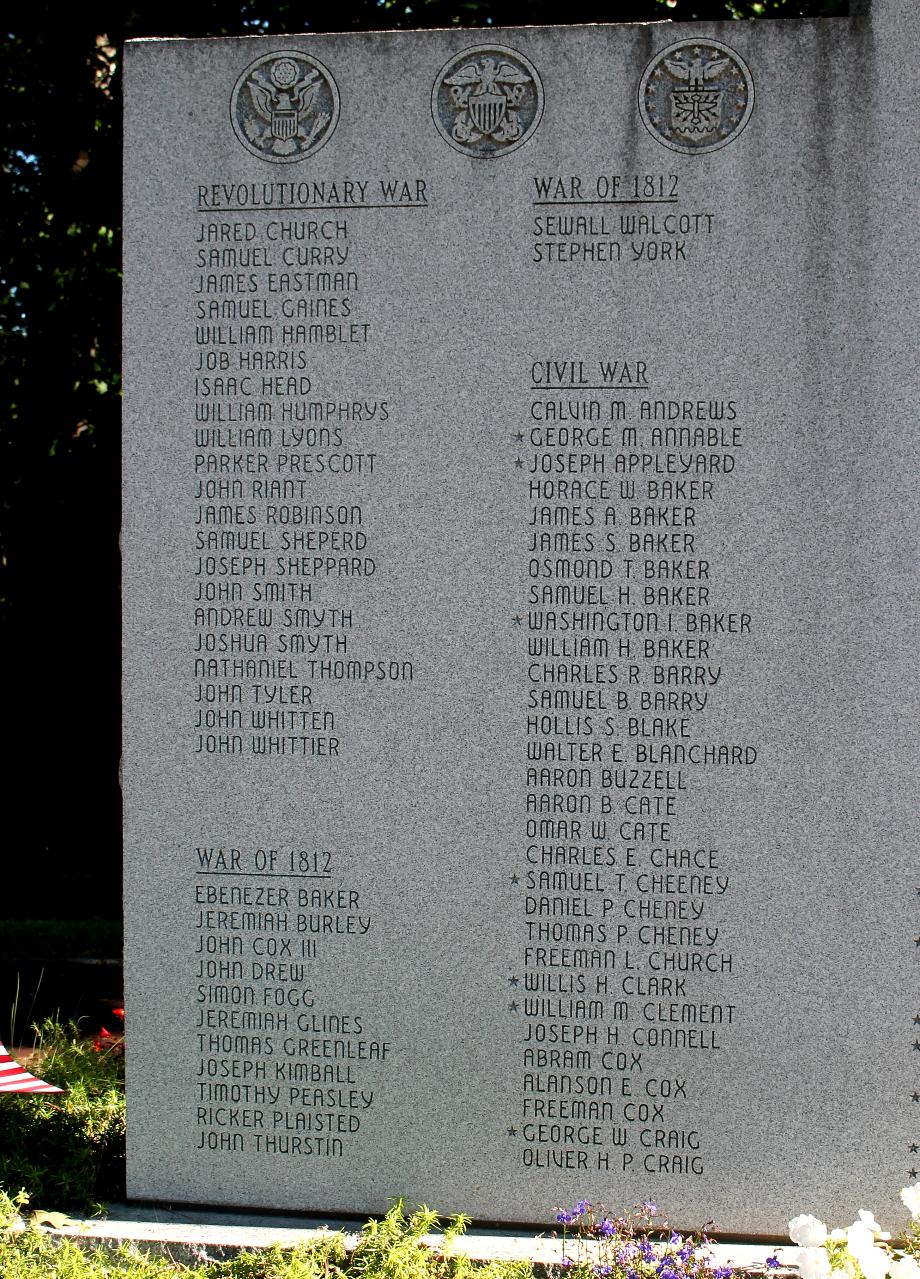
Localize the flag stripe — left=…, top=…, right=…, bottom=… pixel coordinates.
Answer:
left=0, top=1041, right=64, bottom=1094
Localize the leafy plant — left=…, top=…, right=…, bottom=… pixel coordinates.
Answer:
left=552, top=1200, right=760, bottom=1279
left=0, top=1186, right=30, bottom=1232
left=0, top=1200, right=534, bottom=1279
left=0, top=1018, right=125, bottom=1212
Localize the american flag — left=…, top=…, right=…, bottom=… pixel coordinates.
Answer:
left=0, top=1040, right=63, bottom=1093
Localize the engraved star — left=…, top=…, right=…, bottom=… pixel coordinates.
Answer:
left=510, top=873, right=519, bottom=885
left=509, top=1001, right=519, bottom=1012
left=515, top=457, right=524, bottom=468
left=914, top=1014, right=920, bottom=1025
left=910, top=1144, right=919, bottom=1154
left=508, top=1126, right=518, bottom=1137
left=513, top=432, right=524, bottom=443
left=915, top=936, right=920, bottom=947
left=513, top=615, right=523, bottom=626
left=913, top=1092, right=920, bottom=1103
left=508, top=975, right=519, bottom=986
left=913, top=1041, right=920, bottom=1051
left=910, top=1169, right=918, bottom=1180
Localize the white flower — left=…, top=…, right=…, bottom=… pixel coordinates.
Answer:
left=790, top=1215, right=830, bottom=1247
left=831, top=1231, right=848, bottom=1243
left=796, top=1247, right=832, bottom=1279
left=901, top=1187, right=920, bottom=1220
left=846, top=1223, right=891, bottom=1279
left=889, top=1257, right=920, bottom=1279
left=853, top=1243, right=890, bottom=1279
left=857, top=1210, right=892, bottom=1241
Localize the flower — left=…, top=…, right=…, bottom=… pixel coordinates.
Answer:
left=789, top=1216, right=829, bottom=1248
left=766, top=1258, right=780, bottom=1270
left=795, top=1248, right=832, bottom=1279
left=845, top=1223, right=889, bottom=1279
left=890, top=1257, right=920, bottom=1279
left=856, top=1210, right=892, bottom=1241
left=598, top=1218, right=617, bottom=1237
left=901, top=1186, right=920, bottom=1219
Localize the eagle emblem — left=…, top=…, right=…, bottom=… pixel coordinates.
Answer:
left=639, top=40, right=754, bottom=155
left=230, top=52, right=339, bottom=162
left=432, top=46, right=543, bottom=157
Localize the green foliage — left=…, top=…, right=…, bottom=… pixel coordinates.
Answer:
left=0, top=1019, right=125, bottom=1213
left=554, top=1200, right=746, bottom=1279
left=0, top=1199, right=535, bottom=1279
left=0, top=1232, right=183, bottom=1279
left=0, top=1186, right=31, bottom=1232
left=203, top=1237, right=349, bottom=1279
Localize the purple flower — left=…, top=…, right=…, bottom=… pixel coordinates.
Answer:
left=575, top=1200, right=592, bottom=1216
left=766, top=1260, right=780, bottom=1271
left=713, top=1267, right=733, bottom=1279
left=594, top=1267, right=612, bottom=1277
left=599, top=1218, right=617, bottom=1237
left=557, top=1210, right=574, bottom=1225
left=643, top=1202, right=659, bottom=1215
left=641, top=1240, right=656, bottom=1263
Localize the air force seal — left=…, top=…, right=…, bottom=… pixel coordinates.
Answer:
left=639, top=39, right=753, bottom=155
left=230, top=51, right=339, bottom=162
left=432, top=45, right=543, bottom=157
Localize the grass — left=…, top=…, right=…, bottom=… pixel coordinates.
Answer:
left=0, top=1198, right=533, bottom=1279
left=0, top=1018, right=125, bottom=1212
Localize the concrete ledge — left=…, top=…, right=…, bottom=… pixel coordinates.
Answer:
left=9, top=1205, right=802, bottom=1269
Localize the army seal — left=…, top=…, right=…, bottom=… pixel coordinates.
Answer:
left=638, top=39, right=753, bottom=155
left=431, top=45, right=544, bottom=158
left=230, top=51, right=339, bottom=162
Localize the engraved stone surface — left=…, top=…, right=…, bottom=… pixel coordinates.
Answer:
left=123, top=2, right=920, bottom=1236
left=431, top=45, right=544, bottom=156
left=638, top=40, right=753, bottom=153
left=230, top=51, right=340, bottom=162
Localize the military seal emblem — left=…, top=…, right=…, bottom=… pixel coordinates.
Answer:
left=431, top=45, right=543, bottom=157
left=638, top=39, right=753, bottom=155
left=230, top=51, right=339, bottom=162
